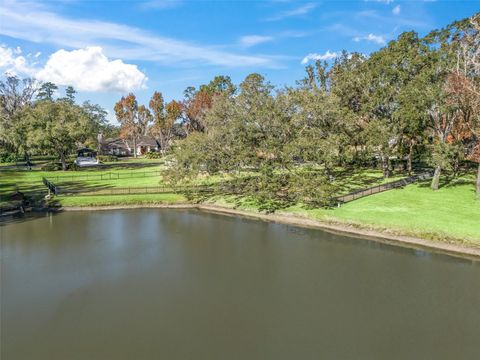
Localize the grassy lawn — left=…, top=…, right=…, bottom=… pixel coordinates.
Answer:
left=211, top=176, right=480, bottom=244
left=0, top=158, right=165, bottom=199
left=56, top=193, right=186, bottom=207
left=288, top=175, right=480, bottom=244
left=0, top=158, right=183, bottom=208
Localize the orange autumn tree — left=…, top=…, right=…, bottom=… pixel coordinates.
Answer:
left=114, top=93, right=142, bottom=158
left=183, top=88, right=213, bottom=134
left=181, top=76, right=236, bottom=134
left=149, top=91, right=180, bottom=154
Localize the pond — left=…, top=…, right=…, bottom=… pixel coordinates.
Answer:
left=1, top=209, right=479, bottom=359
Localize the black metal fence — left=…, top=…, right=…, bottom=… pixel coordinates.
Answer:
left=42, top=177, right=58, bottom=195
left=42, top=172, right=432, bottom=205
left=336, top=172, right=432, bottom=204
left=47, top=183, right=215, bottom=197
left=47, top=170, right=163, bottom=182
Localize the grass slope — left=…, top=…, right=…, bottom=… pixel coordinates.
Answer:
left=287, top=176, right=480, bottom=244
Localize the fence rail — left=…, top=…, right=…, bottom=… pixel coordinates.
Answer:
left=42, top=177, right=58, bottom=195
left=48, top=170, right=163, bottom=182
left=336, top=172, right=432, bottom=204
left=42, top=171, right=433, bottom=205
left=54, top=184, right=215, bottom=196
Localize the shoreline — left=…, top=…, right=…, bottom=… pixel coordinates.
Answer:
left=60, top=203, right=480, bottom=261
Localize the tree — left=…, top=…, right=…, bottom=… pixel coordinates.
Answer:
left=182, top=88, right=212, bottom=133
left=446, top=14, right=480, bottom=195
left=27, top=100, right=97, bottom=170
left=114, top=94, right=142, bottom=158
left=81, top=101, right=108, bottom=149
left=36, top=82, right=58, bottom=101
left=65, top=86, right=77, bottom=104
left=201, top=75, right=236, bottom=96
left=168, top=73, right=335, bottom=211
left=0, top=75, right=39, bottom=163
left=138, top=105, right=152, bottom=136
left=181, top=75, right=236, bottom=134
left=149, top=91, right=178, bottom=154
left=290, top=83, right=349, bottom=177
left=422, top=14, right=480, bottom=190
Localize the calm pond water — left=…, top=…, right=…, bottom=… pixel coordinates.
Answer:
left=1, top=209, right=479, bottom=359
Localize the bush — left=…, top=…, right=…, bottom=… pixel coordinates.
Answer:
left=98, top=155, right=118, bottom=162
left=30, top=155, right=56, bottom=161
left=0, top=151, right=18, bottom=163
left=67, top=162, right=80, bottom=171
left=145, top=151, right=162, bottom=159
left=41, top=162, right=63, bottom=171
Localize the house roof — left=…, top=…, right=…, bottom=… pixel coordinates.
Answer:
left=102, top=136, right=159, bottom=149
left=136, top=136, right=159, bottom=147
left=103, top=138, right=128, bottom=149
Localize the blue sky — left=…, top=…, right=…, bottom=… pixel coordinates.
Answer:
left=0, top=0, right=478, bottom=123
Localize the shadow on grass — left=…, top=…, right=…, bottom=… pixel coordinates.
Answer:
left=56, top=181, right=115, bottom=194
left=416, top=169, right=475, bottom=189
left=92, top=161, right=163, bottom=171
left=333, top=168, right=406, bottom=194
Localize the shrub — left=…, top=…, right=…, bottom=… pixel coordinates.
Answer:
left=41, top=162, right=63, bottom=171
left=30, top=155, right=56, bottom=161
left=0, top=151, right=18, bottom=163
left=67, top=162, right=80, bottom=171
left=98, top=155, right=118, bottom=162
left=145, top=151, right=162, bottom=159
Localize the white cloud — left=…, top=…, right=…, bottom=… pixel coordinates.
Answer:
left=0, top=0, right=276, bottom=68
left=0, top=45, right=147, bottom=92
left=301, top=50, right=338, bottom=64
left=353, top=33, right=386, bottom=45
left=239, top=35, right=274, bottom=47
left=266, top=3, right=316, bottom=21
left=392, top=5, right=401, bottom=15
left=0, top=45, right=37, bottom=76
left=36, top=47, right=147, bottom=92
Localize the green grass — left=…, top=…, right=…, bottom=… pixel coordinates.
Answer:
left=56, top=193, right=186, bottom=207
left=0, top=158, right=166, bottom=199
left=284, top=175, right=480, bottom=244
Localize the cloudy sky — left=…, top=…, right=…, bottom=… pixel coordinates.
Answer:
left=0, top=0, right=478, bottom=123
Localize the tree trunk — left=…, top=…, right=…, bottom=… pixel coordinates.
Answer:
left=382, top=156, right=390, bottom=178
left=476, top=163, right=480, bottom=199
left=24, top=151, right=31, bottom=170
left=60, top=152, right=67, bottom=171
left=133, top=138, right=137, bottom=158
left=407, top=141, right=413, bottom=175
left=431, top=165, right=441, bottom=190
left=159, top=133, right=166, bottom=157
